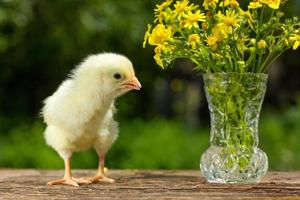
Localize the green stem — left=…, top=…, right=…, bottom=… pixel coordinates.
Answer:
left=246, top=48, right=257, bottom=71
left=257, top=51, right=263, bottom=71
left=253, top=6, right=265, bottom=72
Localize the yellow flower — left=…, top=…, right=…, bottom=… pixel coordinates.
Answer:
left=259, top=0, right=280, bottom=9
left=154, top=45, right=164, bottom=68
left=219, top=0, right=239, bottom=7
left=154, top=54, right=163, bottom=68
left=155, top=0, right=173, bottom=14
left=248, top=1, right=262, bottom=9
left=174, top=0, right=189, bottom=11
left=258, top=39, right=267, bottom=49
left=154, top=0, right=174, bottom=22
left=143, top=24, right=152, bottom=48
left=155, top=45, right=163, bottom=54
left=237, top=36, right=249, bottom=53
left=203, top=0, right=218, bottom=10
left=217, top=10, right=241, bottom=28
left=179, top=20, right=186, bottom=28
left=219, top=0, right=230, bottom=7
left=239, top=9, right=252, bottom=21
left=155, top=11, right=172, bottom=23
left=173, top=0, right=189, bottom=19
left=183, top=11, right=206, bottom=29
left=188, top=34, right=200, bottom=49
left=148, top=24, right=172, bottom=46
left=212, top=23, right=230, bottom=41
left=239, top=9, right=254, bottom=28
left=201, top=22, right=209, bottom=30
left=289, top=34, right=300, bottom=50
left=230, top=0, right=239, bottom=8
left=206, top=35, right=217, bottom=46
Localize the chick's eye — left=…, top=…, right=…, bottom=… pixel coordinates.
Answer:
left=113, top=73, right=122, bottom=80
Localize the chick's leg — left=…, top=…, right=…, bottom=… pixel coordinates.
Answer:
left=47, top=157, right=91, bottom=187
left=96, top=155, right=115, bottom=183
left=85, top=154, right=115, bottom=183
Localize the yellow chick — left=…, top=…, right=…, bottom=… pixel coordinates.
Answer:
left=42, top=53, right=141, bottom=187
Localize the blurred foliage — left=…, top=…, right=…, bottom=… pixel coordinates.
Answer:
left=1, top=99, right=300, bottom=170
left=0, top=0, right=299, bottom=170
left=0, top=118, right=207, bottom=169
left=0, top=0, right=163, bottom=118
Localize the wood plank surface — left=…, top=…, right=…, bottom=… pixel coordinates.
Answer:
left=1, top=170, right=300, bottom=200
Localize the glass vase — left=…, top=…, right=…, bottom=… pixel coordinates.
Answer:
left=200, top=72, right=268, bottom=183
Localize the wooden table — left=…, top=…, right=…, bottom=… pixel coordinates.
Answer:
left=1, top=170, right=300, bottom=199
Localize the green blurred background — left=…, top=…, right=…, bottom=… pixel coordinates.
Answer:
left=0, top=0, right=299, bottom=170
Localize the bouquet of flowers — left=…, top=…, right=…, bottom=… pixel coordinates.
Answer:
left=144, top=0, right=299, bottom=183
left=144, top=0, right=299, bottom=73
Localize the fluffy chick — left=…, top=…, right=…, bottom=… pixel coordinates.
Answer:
left=42, top=53, right=141, bottom=187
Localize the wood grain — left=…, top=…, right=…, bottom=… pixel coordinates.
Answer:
left=1, top=170, right=300, bottom=200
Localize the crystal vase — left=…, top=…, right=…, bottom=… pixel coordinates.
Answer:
left=200, top=73, right=268, bottom=183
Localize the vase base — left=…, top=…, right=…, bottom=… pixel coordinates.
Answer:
left=200, top=146, right=268, bottom=184
left=205, top=178, right=262, bottom=184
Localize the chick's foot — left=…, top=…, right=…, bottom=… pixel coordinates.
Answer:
left=84, top=175, right=115, bottom=183
left=47, top=177, right=91, bottom=187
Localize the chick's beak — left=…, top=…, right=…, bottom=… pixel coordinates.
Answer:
left=122, top=77, right=142, bottom=90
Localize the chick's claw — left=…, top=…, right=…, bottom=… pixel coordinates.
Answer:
left=100, top=176, right=115, bottom=183
left=72, top=177, right=93, bottom=184
left=47, top=177, right=91, bottom=187
left=84, top=175, right=115, bottom=183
